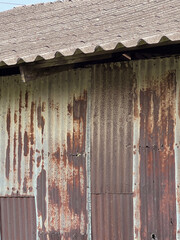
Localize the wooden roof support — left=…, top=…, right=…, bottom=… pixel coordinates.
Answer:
left=19, top=65, right=39, bottom=82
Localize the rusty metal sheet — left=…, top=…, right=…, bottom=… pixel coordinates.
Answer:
left=132, top=58, right=177, bottom=240
left=0, top=197, right=36, bottom=240
left=175, top=58, right=180, bottom=239
left=92, top=194, right=133, bottom=240
left=91, top=62, right=134, bottom=239
left=0, top=67, right=91, bottom=239
left=91, top=62, right=134, bottom=193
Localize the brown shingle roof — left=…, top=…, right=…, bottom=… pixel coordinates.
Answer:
left=0, top=0, right=180, bottom=66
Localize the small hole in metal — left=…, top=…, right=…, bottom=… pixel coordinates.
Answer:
left=151, top=233, right=156, bottom=239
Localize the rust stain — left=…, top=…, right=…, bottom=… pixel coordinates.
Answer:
left=24, top=131, right=29, bottom=156
left=37, top=168, right=47, bottom=233
left=59, top=231, right=87, bottom=240
left=38, top=232, right=48, bottom=240
left=23, top=177, right=28, bottom=193
left=13, top=132, right=16, bottom=171
left=67, top=133, right=72, bottom=157
left=67, top=103, right=73, bottom=115
left=42, top=149, right=44, bottom=167
left=41, top=117, right=45, bottom=135
left=47, top=90, right=87, bottom=237
left=67, top=165, right=86, bottom=215
left=14, top=112, right=17, bottom=124
left=6, top=108, right=11, bottom=134
left=52, top=147, right=60, bottom=164
left=30, top=147, right=34, bottom=179
left=73, top=91, right=87, bottom=121
left=42, top=102, right=46, bottom=112
left=37, top=105, right=41, bottom=128
left=49, top=99, right=54, bottom=109
left=6, top=108, right=11, bottom=179
left=25, top=90, right=28, bottom=109
left=48, top=182, right=61, bottom=205
left=18, top=91, right=22, bottom=185
left=133, top=73, right=138, bottom=118
left=30, top=102, right=35, bottom=145
left=48, top=231, right=61, bottom=240
left=48, top=147, right=66, bottom=232
left=37, top=104, right=45, bottom=135
left=139, top=71, right=176, bottom=240
left=72, top=90, right=87, bottom=155
left=37, top=156, right=41, bottom=168
left=0, top=71, right=89, bottom=238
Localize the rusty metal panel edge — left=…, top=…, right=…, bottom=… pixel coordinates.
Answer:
left=86, top=68, right=92, bottom=240
left=132, top=61, right=141, bottom=240
left=175, top=58, right=180, bottom=240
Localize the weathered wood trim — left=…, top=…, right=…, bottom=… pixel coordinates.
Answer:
left=19, top=65, right=39, bottom=82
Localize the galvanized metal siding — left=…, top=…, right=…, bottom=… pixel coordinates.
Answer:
left=132, top=58, right=178, bottom=240
left=0, top=68, right=91, bottom=240
left=1, top=56, right=180, bottom=240
left=91, top=63, right=134, bottom=240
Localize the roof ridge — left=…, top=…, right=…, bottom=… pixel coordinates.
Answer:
left=0, top=0, right=74, bottom=14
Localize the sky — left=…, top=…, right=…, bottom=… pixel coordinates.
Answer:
left=0, top=0, right=57, bottom=12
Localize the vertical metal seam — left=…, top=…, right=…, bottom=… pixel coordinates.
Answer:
left=0, top=199, right=2, bottom=240
left=44, top=75, right=49, bottom=238
left=132, top=60, right=141, bottom=240
left=175, top=58, right=180, bottom=240
left=33, top=77, right=39, bottom=240
left=86, top=67, right=92, bottom=240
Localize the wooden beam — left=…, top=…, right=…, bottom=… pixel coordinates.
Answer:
left=19, top=65, right=39, bottom=82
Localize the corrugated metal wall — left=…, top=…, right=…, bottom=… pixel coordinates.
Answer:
left=91, top=58, right=180, bottom=240
left=0, top=68, right=91, bottom=240
left=0, top=56, right=180, bottom=240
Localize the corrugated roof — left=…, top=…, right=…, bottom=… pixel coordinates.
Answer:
left=0, top=0, right=180, bottom=66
